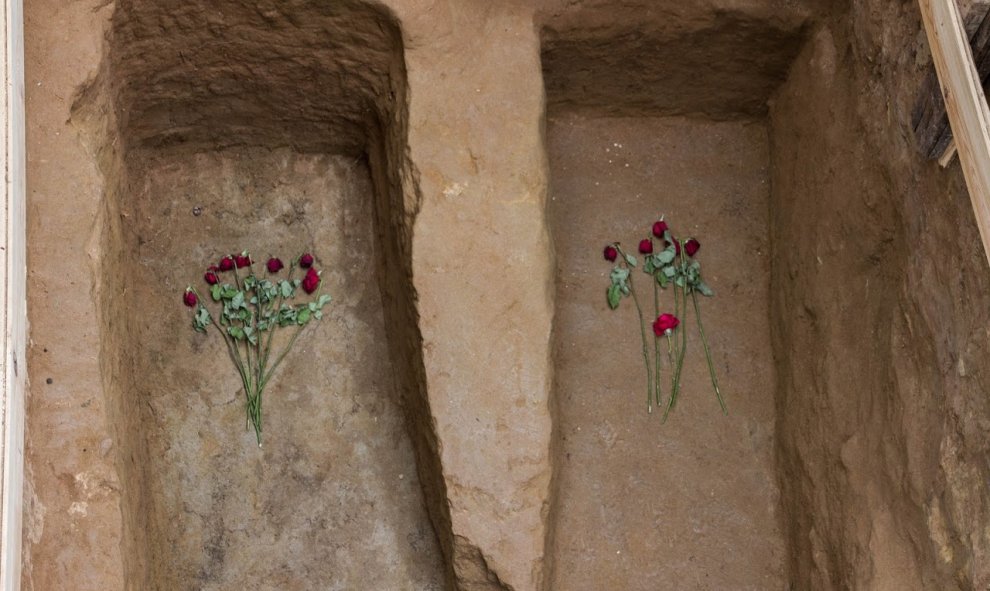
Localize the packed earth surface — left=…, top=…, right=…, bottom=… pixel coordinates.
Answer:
left=21, top=0, right=990, bottom=590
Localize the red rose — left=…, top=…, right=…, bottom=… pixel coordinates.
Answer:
left=204, top=272, right=219, bottom=285
left=183, top=290, right=198, bottom=307
left=266, top=257, right=284, bottom=273
left=302, top=267, right=320, bottom=294
left=299, top=253, right=314, bottom=268
left=603, top=245, right=618, bottom=262
left=235, top=254, right=251, bottom=268
left=685, top=238, right=700, bottom=257
left=638, top=239, right=653, bottom=255
left=652, top=220, right=668, bottom=238
left=666, top=239, right=681, bottom=256
left=219, top=256, right=235, bottom=271
left=652, top=313, right=680, bottom=336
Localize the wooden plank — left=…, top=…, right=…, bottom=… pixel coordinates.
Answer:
left=913, top=0, right=990, bottom=159
left=919, top=0, right=990, bottom=268
left=0, top=0, right=25, bottom=585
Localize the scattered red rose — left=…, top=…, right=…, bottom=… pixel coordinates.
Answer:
left=652, top=220, right=668, bottom=238
left=219, top=256, right=235, bottom=271
left=638, top=239, right=653, bottom=255
left=653, top=313, right=680, bottom=336
left=604, top=245, right=618, bottom=262
left=235, top=254, right=252, bottom=268
left=183, top=290, right=198, bottom=307
left=302, top=267, right=320, bottom=294
left=685, top=238, right=700, bottom=257
left=266, top=257, right=284, bottom=273
left=204, top=271, right=219, bottom=285
left=299, top=253, right=314, bottom=268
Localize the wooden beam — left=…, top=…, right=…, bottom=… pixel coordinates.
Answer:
left=0, top=0, right=25, bottom=586
left=913, top=0, right=990, bottom=160
left=919, top=0, right=990, bottom=268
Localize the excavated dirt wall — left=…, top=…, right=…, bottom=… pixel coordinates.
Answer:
left=21, top=0, right=990, bottom=589
left=769, top=1, right=990, bottom=588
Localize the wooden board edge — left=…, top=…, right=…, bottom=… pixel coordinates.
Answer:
left=920, top=0, right=990, bottom=268
left=0, top=0, right=25, bottom=586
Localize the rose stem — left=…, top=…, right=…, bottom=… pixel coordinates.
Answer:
left=652, top=275, right=662, bottom=409
left=260, top=263, right=296, bottom=379
left=627, top=272, right=654, bottom=414
left=671, top=269, right=681, bottom=398
left=208, top=312, right=254, bottom=428
left=231, top=265, right=256, bottom=396
left=260, top=324, right=309, bottom=390
left=663, top=241, right=689, bottom=422
left=693, top=291, right=727, bottom=415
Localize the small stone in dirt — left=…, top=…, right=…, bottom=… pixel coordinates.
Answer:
left=192, top=206, right=203, bottom=216
left=45, top=377, right=53, bottom=384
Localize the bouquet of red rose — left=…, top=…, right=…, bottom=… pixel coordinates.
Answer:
left=603, top=219, right=726, bottom=420
left=182, top=251, right=330, bottom=445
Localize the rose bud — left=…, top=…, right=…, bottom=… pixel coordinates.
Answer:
left=204, top=271, right=219, bottom=285
left=266, top=257, right=284, bottom=273
left=603, top=245, right=618, bottom=262
left=299, top=253, right=315, bottom=268
left=219, top=256, right=235, bottom=271
left=302, top=267, right=321, bottom=294
left=235, top=254, right=252, bottom=268
left=652, top=313, right=680, bottom=336
left=638, top=239, right=653, bottom=255
left=183, top=290, right=198, bottom=307
left=685, top=238, right=700, bottom=257
left=652, top=220, right=668, bottom=238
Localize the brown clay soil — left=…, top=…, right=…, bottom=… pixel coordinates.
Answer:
left=547, top=114, right=783, bottom=590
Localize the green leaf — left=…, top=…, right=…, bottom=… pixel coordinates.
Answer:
left=221, top=285, right=238, bottom=300
left=231, top=291, right=245, bottom=309
left=243, top=276, right=257, bottom=290
left=643, top=258, right=655, bottom=274
left=662, top=266, right=677, bottom=278
left=656, top=250, right=675, bottom=265
left=624, top=253, right=638, bottom=267
left=313, top=310, right=323, bottom=320
left=228, top=326, right=245, bottom=340
left=607, top=284, right=621, bottom=309
left=696, top=281, right=714, bottom=297
left=211, top=284, right=222, bottom=301
left=277, top=304, right=298, bottom=327
left=657, top=272, right=669, bottom=288
left=280, top=280, right=294, bottom=299
left=610, top=267, right=630, bottom=284
left=316, top=294, right=331, bottom=308
left=193, top=307, right=211, bottom=333
left=297, top=308, right=312, bottom=325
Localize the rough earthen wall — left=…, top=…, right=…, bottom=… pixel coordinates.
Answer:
left=770, top=1, right=990, bottom=588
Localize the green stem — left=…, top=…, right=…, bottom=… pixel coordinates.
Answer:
left=261, top=325, right=308, bottom=389
left=260, top=264, right=296, bottom=378
left=663, top=242, right=689, bottom=422
left=627, top=273, right=654, bottom=414
left=693, top=291, right=727, bottom=415
left=653, top=278, right=662, bottom=409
